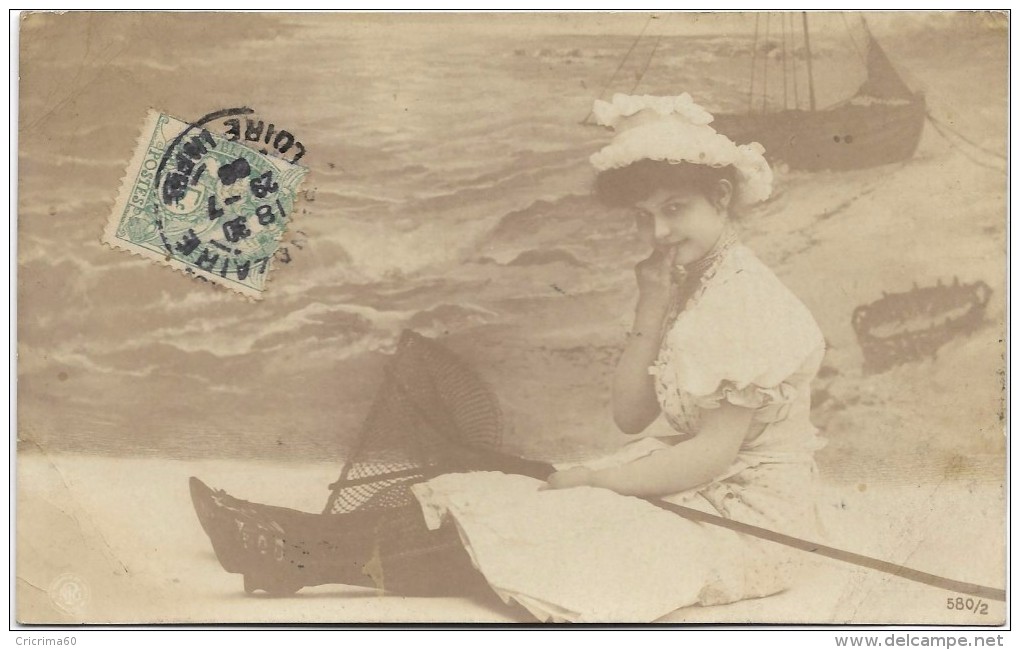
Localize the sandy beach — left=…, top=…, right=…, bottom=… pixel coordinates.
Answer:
left=17, top=452, right=1005, bottom=624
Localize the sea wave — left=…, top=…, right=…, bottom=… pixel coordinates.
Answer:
left=405, top=302, right=499, bottom=335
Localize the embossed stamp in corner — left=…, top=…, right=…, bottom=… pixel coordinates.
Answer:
left=102, top=110, right=309, bottom=299
left=48, top=573, right=90, bottom=618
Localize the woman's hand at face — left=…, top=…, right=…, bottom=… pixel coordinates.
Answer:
left=634, top=246, right=679, bottom=313
left=542, top=467, right=595, bottom=491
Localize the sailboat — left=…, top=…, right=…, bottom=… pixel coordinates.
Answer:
left=712, top=13, right=927, bottom=171
left=587, top=12, right=927, bottom=172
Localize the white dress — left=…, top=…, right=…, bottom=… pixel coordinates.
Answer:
left=412, top=242, right=827, bottom=623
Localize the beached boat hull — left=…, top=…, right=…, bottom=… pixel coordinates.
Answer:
left=713, top=95, right=927, bottom=171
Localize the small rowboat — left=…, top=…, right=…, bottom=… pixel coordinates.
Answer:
left=852, top=278, right=993, bottom=373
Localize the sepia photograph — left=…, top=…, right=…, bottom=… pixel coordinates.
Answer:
left=14, top=10, right=1007, bottom=625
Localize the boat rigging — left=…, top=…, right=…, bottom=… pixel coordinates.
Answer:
left=586, top=12, right=928, bottom=172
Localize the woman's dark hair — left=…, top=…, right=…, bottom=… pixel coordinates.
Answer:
left=594, top=159, right=738, bottom=208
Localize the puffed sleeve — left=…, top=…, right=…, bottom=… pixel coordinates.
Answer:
left=651, top=249, right=825, bottom=424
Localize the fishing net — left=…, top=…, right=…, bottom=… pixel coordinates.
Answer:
left=323, top=330, right=553, bottom=515
left=192, top=330, right=554, bottom=596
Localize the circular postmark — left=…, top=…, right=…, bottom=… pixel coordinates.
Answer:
left=105, top=107, right=311, bottom=298
left=147, top=108, right=308, bottom=290
left=47, top=573, right=90, bottom=616
left=153, top=110, right=305, bottom=284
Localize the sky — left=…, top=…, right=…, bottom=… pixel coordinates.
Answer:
left=281, top=11, right=1003, bottom=38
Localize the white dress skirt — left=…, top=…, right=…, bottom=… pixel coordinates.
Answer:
left=412, top=243, right=828, bottom=623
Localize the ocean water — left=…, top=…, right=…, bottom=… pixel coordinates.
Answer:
left=17, top=13, right=1007, bottom=469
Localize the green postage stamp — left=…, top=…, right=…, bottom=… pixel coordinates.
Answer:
left=103, top=110, right=308, bottom=299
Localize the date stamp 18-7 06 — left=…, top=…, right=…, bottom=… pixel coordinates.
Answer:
left=103, top=109, right=308, bottom=299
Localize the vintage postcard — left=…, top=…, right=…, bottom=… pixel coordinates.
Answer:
left=16, top=11, right=1007, bottom=625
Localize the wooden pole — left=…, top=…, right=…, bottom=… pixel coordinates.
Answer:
left=650, top=497, right=1006, bottom=602
left=802, top=11, right=817, bottom=111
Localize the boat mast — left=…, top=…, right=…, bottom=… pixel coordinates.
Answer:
left=579, top=14, right=654, bottom=125
left=747, top=13, right=760, bottom=113
left=780, top=13, right=788, bottom=109
left=788, top=13, right=800, bottom=109
left=762, top=13, right=771, bottom=112
left=802, top=11, right=817, bottom=111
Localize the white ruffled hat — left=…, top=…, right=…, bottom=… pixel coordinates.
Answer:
left=589, top=93, right=773, bottom=205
